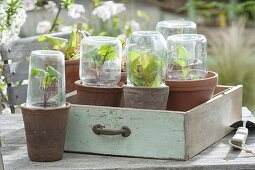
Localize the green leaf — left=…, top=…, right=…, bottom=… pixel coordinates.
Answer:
left=41, top=75, right=57, bottom=90
left=46, top=66, right=61, bottom=77
left=175, top=59, right=186, bottom=68
left=38, top=35, right=67, bottom=49
left=182, top=67, right=191, bottom=79
left=98, top=45, right=118, bottom=62
left=128, top=51, right=162, bottom=87
left=31, top=67, right=44, bottom=78
left=177, top=45, right=188, bottom=60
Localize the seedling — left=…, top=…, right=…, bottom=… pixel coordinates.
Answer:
left=174, top=45, right=200, bottom=80
left=128, top=50, right=165, bottom=87
left=83, top=44, right=118, bottom=84
left=31, top=66, right=62, bottom=108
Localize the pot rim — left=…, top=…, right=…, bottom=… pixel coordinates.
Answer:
left=65, top=59, right=79, bottom=65
left=123, top=85, right=168, bottom=90
left=20, top=102, right=71, bottom=111
left=75, top=80, right=123, bottom=93
left=165, top=71, right=218, bottom=91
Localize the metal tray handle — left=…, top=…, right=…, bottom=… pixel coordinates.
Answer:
left=92, top=124, right=131, bottom=137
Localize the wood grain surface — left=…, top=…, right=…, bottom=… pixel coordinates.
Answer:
left=1, top=108, right=255, bottom=170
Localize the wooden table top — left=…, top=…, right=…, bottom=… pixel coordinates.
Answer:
left=1, top=108, right=255, bottom=170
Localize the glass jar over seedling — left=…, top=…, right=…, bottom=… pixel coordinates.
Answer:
left=126, top=31, right=167, bottom=87
left=26, top=50, right=65, bottom=108
left=80, top=36, right=122, bottom=86
left=167, top=34, right=207, bottom=80
left=156, top=20, right=197, bottom=39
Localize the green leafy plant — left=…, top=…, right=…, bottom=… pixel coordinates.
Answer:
left=178, top=0, right=255, bottom=27
left=84, top=44, right=118, bottom=83
left=31, top=66, right=61, bottom=108
left=38, top=23, right=83, bottom=60
left=128, top=51, right=164, bottom=87
left=175, top=45, right=191, bottom=79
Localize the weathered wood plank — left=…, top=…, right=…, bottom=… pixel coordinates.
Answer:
left=0, top=139, right=3, bottom=170
left=1, top=108, right=255, bottom=170
left=6, top=85, right=27, bottom=106
left=65, top=105, right=186, bottom=159
left=3, top=61, right=29, bottom=83
left=0, top=32, right=70, bottom=62
left=65, top=85, right=243, bottom=160
left=185, top=85, right=243, bottom=159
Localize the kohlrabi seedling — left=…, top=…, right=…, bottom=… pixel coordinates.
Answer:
left=175, top=45, right=199, bottom=80
left=84, top=44, right=118, bottom=83
left=128, top=50, right=165, bottom=87
left=31, top=66, right=62, bottom=108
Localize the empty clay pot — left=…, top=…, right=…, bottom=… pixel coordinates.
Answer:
left=75, top=80, right=123, bottom=107
left=166, top=71, right=218, bottom=111
left=21, top=103, right=71, bottom=162
left=123, top=85, right=169, bottom=110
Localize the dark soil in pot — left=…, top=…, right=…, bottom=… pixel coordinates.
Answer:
left=166, top=71, right=218, bottom=111
left=123, top=85, right=169, bottom=110
left=65, top=59, right=79, bottom=93
left=75, top=80, right=123, bottom=107
left=20, top=103, right=71, bottom=162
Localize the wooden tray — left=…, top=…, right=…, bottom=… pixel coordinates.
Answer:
left=64, top=85, right=242, bottom=160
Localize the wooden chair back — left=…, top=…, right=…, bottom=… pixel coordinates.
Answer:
left=1, top=32, right=70, bottom=113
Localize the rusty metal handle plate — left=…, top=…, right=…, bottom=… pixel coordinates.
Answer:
left=92, top=124, right=131, bottom=137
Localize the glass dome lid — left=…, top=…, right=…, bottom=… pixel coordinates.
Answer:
left=80, top=36, right=122, bottom=86
left=126, top=31, right=167, bottom=87
left=26, top=50, right=66, bottom=108
left=166, top=34, right=208, bottom=80
left=156, top=20, right=197, bottom=39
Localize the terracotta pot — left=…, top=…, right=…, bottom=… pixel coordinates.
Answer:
left=65, top=59, right=79, bottom=93
left=75, top=80, right=123, bottom=107
left=166, top=71, right=218, bottom=111
left=21, top=103, right=71, bottom=162
left=120, top=72, right=127, bottom=84
left=123, top=85, right=169, bottom=110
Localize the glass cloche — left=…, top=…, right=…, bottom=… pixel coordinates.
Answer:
left=26, top=50, right=66, bottom=108
left=126, top=31, right=167, bottom=87
left=166, top=34, right=208, bottom=80
left=80, top=36, right=122, bottom=86
left=156, top=20, right=197, bottom=40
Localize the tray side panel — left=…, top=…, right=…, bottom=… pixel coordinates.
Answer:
left=185, top=85, right=243, bottom=159
left=65, top=106, right=186, bottom=159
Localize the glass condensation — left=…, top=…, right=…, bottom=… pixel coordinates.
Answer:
left=156, top=20, right=197, bottom=39
left=126, top=31, right=167, bottom=87
left=80, top=36, right=122, bottom=86
left=166, top=34, right=207, bottom=80
left=26, top=50, right=66, bottom=108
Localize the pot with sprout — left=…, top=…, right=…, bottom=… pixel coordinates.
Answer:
left=20, top=50, right=71, bottom=162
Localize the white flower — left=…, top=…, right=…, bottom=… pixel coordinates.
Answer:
left=36, top=20, right=52, bottom=34
left=2, top=108, right=11, bottom=114
left=104, top=1, right=126, bottom=16
left=44, top=1, right=58, bottom=15
left=125, top=20, right=140, bottom=32
left=59, top=25, right=72, bottom=32
left=92, top=5, right=111, bottom=22
left=68, top=4, right=85, bottom=19
left=92, top=1, right=126, bottom=22
left=22, top=0, right=36, bottom=11
left=0, top=1, right=27, bottom=45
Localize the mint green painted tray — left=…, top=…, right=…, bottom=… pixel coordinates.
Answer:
left=64, top=85, right=242, bottom=160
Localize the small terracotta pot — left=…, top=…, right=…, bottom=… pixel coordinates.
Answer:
left=165, top=71, right=218, bottom=111
left=65, top=59, right=79, bottom=93
left=123, top=85, right=169, bottom=110
left=21, top=103, right=71, bottom=162
left=75, top=80, right=123, bottom=107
